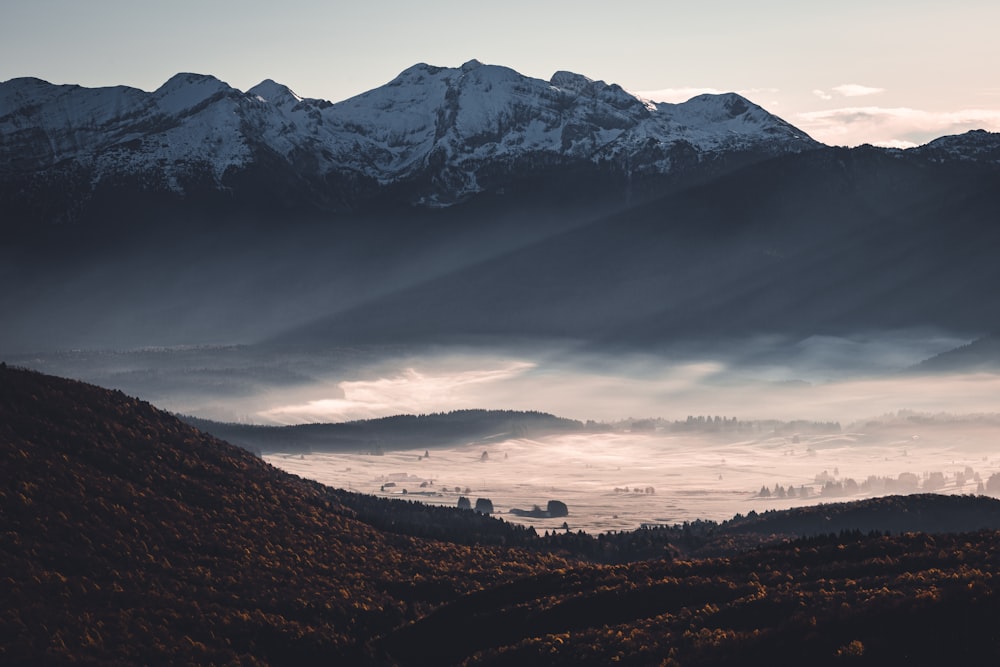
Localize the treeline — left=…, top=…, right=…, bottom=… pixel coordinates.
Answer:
left=181, top=409, right=584, bottom=454
left=615, top=415, right=841, bottom=434
left=328, top=485, right=1000, bottom=563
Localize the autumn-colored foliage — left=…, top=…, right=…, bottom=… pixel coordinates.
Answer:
left=3, top=363, right=1000, bottom=665
left=0, top=364, right=563, bottom=664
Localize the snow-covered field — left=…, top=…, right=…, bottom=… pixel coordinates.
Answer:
left=266, top=424, right=1000, bottom=533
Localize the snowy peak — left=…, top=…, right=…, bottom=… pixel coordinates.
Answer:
left=663, top=93, right=765, bottom=126
left=550, top=70, right=644, bottom=112
left=316, top=59, right=815, bottom=200
left=0, top=77, right=65, bottom=114
left=247, top=79, right=332, bottom=113
left=248, top=79, right=301, bottom=104
left=152, top=73, right=237, bottom=114
left=1, top=61, right=825, bottom=208
left=677, top=92, right=754, bottom=119
left=550, top=70, right=594, bottom=93
left=0, top=77, right=149, bottom=123
left=912, top=129, right=1000, bottom=163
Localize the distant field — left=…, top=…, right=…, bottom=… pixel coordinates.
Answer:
left=266, top=422, right=1000, bottom=532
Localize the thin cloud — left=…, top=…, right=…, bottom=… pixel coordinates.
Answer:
left=796, top=105, right=1000, bottom=147
left=813, top=89, right=833, bottom=101
left=739, top=87, right=780, bottom=97
left=832, top=84, right=885, bottom=97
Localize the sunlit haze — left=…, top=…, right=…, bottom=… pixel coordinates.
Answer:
left=3, top=0, right=999, bottom=147
left=16, top=335, right=993, bottom=428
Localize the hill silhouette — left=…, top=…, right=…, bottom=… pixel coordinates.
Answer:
left=910, top=334, right=1000, bottom=373
left=181, top=409, right=583, bottom=455
left=4, top=364, right=1000, bottom=664
left=0, top=364, right=564, bottom=664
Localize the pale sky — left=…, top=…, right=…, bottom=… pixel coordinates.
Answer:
left=2, top=0, right=998, bottom=147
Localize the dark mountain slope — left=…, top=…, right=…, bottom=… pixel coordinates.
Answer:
left=0, top=364, right=564, bottom=664
left=278, top=143, right=1000, bottom=348
left=4, top=131, right=998, bottom=353
left=910, top=333, right=1000, bottom=372
left=0, top=63, right=816, bottom=228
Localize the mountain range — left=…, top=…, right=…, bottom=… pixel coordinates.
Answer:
left=2, top=61, right=999, bottom=354
left=0, top=60, right=816, bottom=219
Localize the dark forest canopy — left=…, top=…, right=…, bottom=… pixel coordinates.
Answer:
left=180, top=409, right=584, bottom=454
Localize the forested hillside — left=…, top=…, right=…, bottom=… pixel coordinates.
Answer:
left=4, top=364, right=1000, bottom=665
left=0, top=364, right=564, bottom=664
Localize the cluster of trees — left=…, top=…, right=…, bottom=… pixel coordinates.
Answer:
left=611, top=415, right=842, bottom=435
left=453, top=496, right=495, bottom=514
left=757, top=483, right=813, bottom=499
left=757, top=467, right=994, bottom=501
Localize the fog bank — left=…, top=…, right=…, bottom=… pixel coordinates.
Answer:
left=9, top=331, right=991, bottom=426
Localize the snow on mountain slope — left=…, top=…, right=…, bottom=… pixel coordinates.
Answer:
left=318, top=60, right=818, bottom=200
left=1, top=60, right=820, bottom=205
left=0, top=73, right=253, bottom=186
left=910, top=129, right=1000, bottom=163
left=0, top=78, right=152, bottom=170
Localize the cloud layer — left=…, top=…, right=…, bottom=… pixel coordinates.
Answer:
left=797, top=106, right=1000, bottom=148
left=250, top=334, right=999, bottom=428
left=262, top=361, right=536, bottom=423
left=635, top=80, right=1000, bottom=147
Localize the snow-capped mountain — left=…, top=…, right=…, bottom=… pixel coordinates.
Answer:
left=315, top=60, right=817, bottom=203
left=3, top=63, right=1000, bottom=353
left=0, top=60, right=819, bottom=212
left=910, top=129, right=1000, bottom=163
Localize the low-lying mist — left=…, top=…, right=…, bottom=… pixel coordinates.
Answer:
left=9, top=330, right=991, bottom=425
left=265, top=419, right=1000, bottom=530
left=11, top=330, right=1000, bottom=530
left=259, top=350, right=999, bottom=426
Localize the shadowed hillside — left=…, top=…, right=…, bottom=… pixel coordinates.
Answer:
left=911, top=334, right=1000, bottom=372
left=275, top=145, right=1000, bottom=349
left=4, top=364, right=1000, bottom=665
left=0, top=364, right=564, bottom=664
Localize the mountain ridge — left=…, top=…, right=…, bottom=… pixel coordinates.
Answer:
left=4, top=63, right=998, bottom=224
left=1, top=60, right=819, bottom=216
